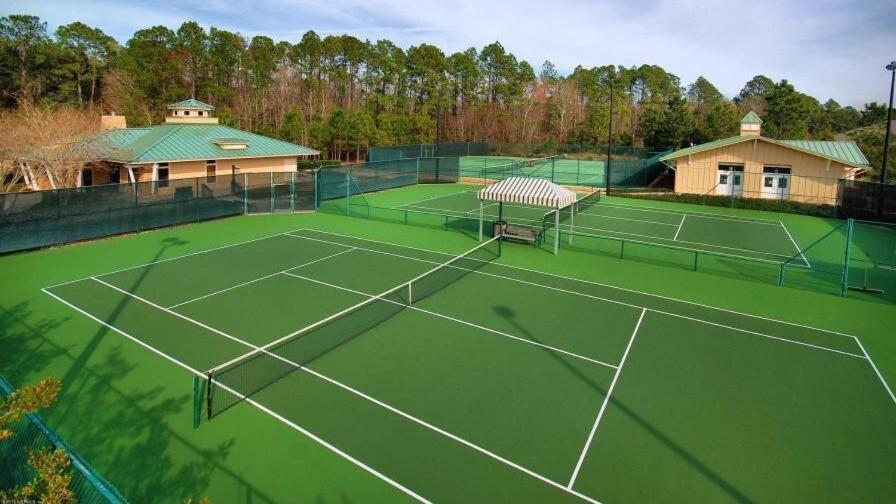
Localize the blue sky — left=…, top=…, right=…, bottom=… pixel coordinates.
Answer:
left=2, top=0, right=894, bottom=107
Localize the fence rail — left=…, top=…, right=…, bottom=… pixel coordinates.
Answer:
left=0, top=171, right=315, bottom=254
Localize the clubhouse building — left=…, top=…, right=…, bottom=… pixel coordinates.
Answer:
left=84, top=99, right=318, bottom=186
left=660, top=112, right=870, bottom=205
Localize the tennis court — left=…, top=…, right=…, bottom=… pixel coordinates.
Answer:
left=42, top=227, right=896, bottom=502
left=396, top=190, right=809, bottom=265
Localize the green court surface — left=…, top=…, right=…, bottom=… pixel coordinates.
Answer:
left=460, top=156, right=605, bottom=186
left=395, top=189, right=807, bottom=265
left=40, top=225, right=896, bottom=503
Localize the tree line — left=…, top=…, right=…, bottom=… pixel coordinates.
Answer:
left=0, top=14, right=893, bottom=178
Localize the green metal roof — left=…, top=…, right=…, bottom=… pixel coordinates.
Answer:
left=97, top=124, right=318, bottom=163
left=660, top=135, right=870, bottom=168
left=167, top=98, right=215, bottom=110
left=778, top=140, right=870, bottom=167
left=740, top=111, right=763, bottom=124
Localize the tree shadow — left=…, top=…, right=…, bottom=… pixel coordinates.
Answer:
left=492, top=304, right=753, bottom=503
left=23, top=236, right=283, bottom=503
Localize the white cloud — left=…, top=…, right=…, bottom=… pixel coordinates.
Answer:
left=2, top=0, right=893, bottom=106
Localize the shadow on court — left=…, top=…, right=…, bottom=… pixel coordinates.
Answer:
left=491, top=304, right=753, bottom=503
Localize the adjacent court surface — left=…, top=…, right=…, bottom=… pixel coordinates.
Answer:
left=396, top=190, right=809, bottom=265
left=44, top=227, right=896, bottom=503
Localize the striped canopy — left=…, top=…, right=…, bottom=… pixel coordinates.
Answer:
left=478, top=177, right=577, bottom=209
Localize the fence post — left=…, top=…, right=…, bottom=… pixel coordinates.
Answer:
left=416, top=158, right=420, bottom=184
left=290, top=171, right=296, bottom=211
left=243, top=173, right=249, bottom=215
left=345, top=169, right=351, bottom=216
left=270, top=172, right=275, bottom=213
left=840, top=218, right=854, bottom=296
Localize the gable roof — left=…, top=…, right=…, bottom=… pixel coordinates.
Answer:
left=740, top=111, right=763, bottom=124
left=94, top=123, right=318, bottom=164
left=659, top=135, right=870, bottom=168
left=167, top=98, right=215, bottom=110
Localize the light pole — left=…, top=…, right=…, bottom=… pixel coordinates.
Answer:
left=605, top=74, right=614, bottom=193
left=882, top=61, right=895, bottom=184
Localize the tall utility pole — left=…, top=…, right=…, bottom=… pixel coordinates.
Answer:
left=882, top=61, right=896, bottom=184
left=605, top=75, right=614, bottom=193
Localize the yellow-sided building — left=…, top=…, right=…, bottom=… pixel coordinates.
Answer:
left=85, top=99, right=318, bottom=186
left=660, top=112, right=871, bottom=206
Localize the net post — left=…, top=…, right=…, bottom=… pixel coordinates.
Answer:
left=620, top=240, right=625, bottom=258
left=205, top=371, right=213, bottom=421
left=840, top=218, right=854, bottom=296
left=192, top=375, right=202, bottom=429
left=693, top=251, right=699, bottom=271
left=778, top=262, right=785, bottom=286
left=408, top=281, right=413, bottom=305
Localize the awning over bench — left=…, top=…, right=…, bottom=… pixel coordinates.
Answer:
left=476, top=177, right=578, bottom=254
left=478, top=177, right=577, bottom=208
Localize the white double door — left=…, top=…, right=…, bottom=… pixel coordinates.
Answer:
left=761, top=167, right=791, bottom=200
left=716, top=165, right=743, bottom=196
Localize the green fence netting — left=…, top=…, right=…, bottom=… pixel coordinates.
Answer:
left=0, top=376, right=127, bottom=503
left=0, top=171, right=316, bottom=254
left=368, top=142, right=490, bottom=162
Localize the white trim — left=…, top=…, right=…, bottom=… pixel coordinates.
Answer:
left=568, top=309, right=646, bottom=489
left=40, top=287, right=432, bottom=504
left=80, top=277, right=602, bottom=504
left=673, top=215, right=686, bottom=241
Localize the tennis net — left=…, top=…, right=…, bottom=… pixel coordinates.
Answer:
left=203, top=236, right=503, bottom=419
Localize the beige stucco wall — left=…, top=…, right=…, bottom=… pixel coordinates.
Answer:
left=130, top=156, right=298, bottom=182
left=671, top=139, right=859, bottom=205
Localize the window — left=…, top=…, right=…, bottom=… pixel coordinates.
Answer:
left=719, top=163, right=744, bottom=172
left=732, top=173, right=741, bottom=185
left=109, top=168, right=121, bottom=184
left=206, top=160, right=217, bottom=182
left=157, top=163, right=170, bottom=188
left=719, top=174, right=729, bottom=184
left=764, top=176, right=774, bottom=188
left=198, top=111, right=204, bottom=117
left=763, top=166, right=791, bottom=174
left=778, top=177, right=788, bottom=189
left=81, top=168, right=93, bottom=187
left=183, top=110, right=191, bottom=116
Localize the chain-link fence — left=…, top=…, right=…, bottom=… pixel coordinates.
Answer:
left=0, top=376, right=127, bottom=503
left=368, top=142, right=489, bottom=162
left=0, top=171, right=316, bottom=254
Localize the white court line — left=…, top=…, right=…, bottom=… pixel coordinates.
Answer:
left=673, top=215, right=686, bottom=241
left=854, top=337, right=896, bottom=406
left=281, top=271, right=618, bottom=369
left=284, top=232, right=864, bottom=359
left=395, top=190, right=479, bottom=209
left=575, top=212, right=680, bottom=227
left=43, top=228, right=306, bottom=290
left=292, top=229, right=862, bottom=340
left=565, top=225, right=798, bottom=262
left=780, top=221, right=811, bottom=268
left=568, top=309, right=646, bottom=489
left=83, top=275, right=603, bottom=504
left=39, top=287, right=431, bottom=504
left=594, top=201, right=782, bottom=225
left=166, top=248, right=356, bottom=309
